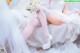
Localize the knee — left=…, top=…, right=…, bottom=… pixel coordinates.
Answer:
left=31, top=17, right=40, bottom=26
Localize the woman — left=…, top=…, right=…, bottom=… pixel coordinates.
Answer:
left=25, top=0, right=80, bottom=49
left=0, top=0, right=31, bottom=53
left=8, top=0, right=80, bottom=50
left=10, top=0, right=53, bottom=49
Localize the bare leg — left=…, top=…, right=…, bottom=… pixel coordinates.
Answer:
left=42, top=7, right=63, bottom=25
left=22, top=16, right=40, bottom=40
left=47, top=13, right=63, bottom=25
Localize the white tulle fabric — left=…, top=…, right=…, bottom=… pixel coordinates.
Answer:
left=0, top=0, right=30, bottom=53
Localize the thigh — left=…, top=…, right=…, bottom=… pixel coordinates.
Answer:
left=47, top=13, right=63, bottom=25
left=31, top=17, right=41, bottom=27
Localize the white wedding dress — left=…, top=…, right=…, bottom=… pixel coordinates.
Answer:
left=0, top=0, right=31, bottom=53
left=8, top=0, right=80, bottom=53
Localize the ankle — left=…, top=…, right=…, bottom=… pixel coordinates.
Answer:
left=44, top=34, right=52, bottom=44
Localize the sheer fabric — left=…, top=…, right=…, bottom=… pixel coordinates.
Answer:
left=0, top=0, right=30, bottom=53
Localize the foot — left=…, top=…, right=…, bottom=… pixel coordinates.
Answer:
left=42, top=35, right=52, bottom=49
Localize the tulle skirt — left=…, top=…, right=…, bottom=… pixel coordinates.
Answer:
left=0, top=9, right=31, bottom=53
